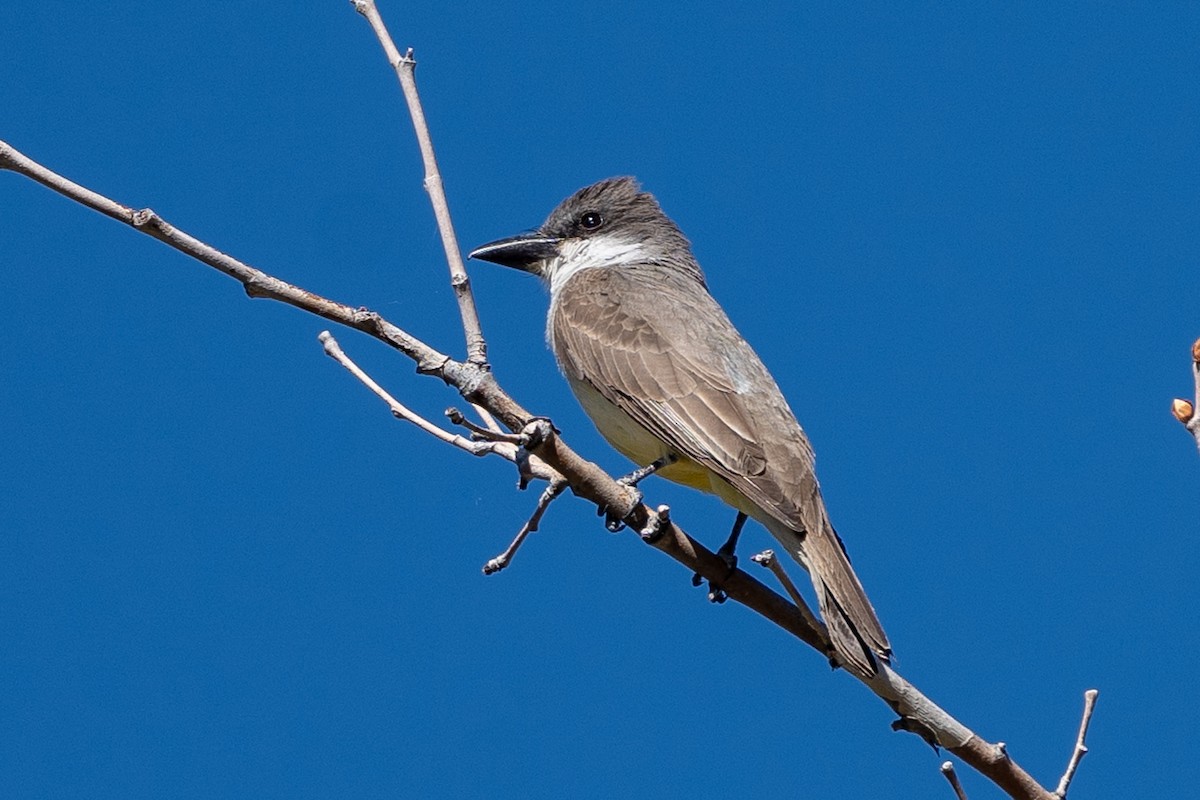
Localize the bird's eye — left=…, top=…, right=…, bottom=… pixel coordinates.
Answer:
left=579, top=211, right=604, bottom=230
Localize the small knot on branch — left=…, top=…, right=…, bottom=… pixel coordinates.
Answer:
left=639, top=504, right=671, bottom=542
left=519, top=417, right=557, bottom=450
left=511, top=418, right=558, bottom=491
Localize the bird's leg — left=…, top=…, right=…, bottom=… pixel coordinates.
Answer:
left=600, top=454, right=677, bottom=532
left=716, top=511, right=747, bottom=571
left=617, top=454, right=676, bottom=488
left=692, top=511, right=748, bottom=603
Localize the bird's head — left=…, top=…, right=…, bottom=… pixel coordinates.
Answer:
left=469, top=177, right=700, bottom=292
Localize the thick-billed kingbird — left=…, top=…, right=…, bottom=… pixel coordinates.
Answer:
left=470, top=177, right=891, bottom=676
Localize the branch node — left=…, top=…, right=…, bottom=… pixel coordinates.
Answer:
left=519, top=417, right=557, bottom=450
left=639, top=504, right=671, bottom=542
left=417, top=353, right=450, bottom=376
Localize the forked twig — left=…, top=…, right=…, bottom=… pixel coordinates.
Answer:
left=484, top=478, right=569, bottom=574
left=320, top=331, right=558, bottom=483
left=351, top=0, right=487, bottom=366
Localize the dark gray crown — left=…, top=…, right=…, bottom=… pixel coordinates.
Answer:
left=541, top=177, right=695, bottom=260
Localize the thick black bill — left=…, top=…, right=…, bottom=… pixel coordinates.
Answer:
left=468, top=233, right=560, bottom=271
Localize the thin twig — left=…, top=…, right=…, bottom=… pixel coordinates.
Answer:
left=750, top=549, right=826, bottom=644
left=484, top=478, right=569, bottom=574
left=471, top=402, right=503, bottom=434
left=941, top=761, right=969, bottom=800
left=446, top=406, right=519, bottom=443
left=351, top=0, right=487, bottom=366
left=320, top=331, right=558, bottom=482
left=1053, top=689, right=1099, bottom=798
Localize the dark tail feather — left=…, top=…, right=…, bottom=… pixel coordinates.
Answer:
left=807, top=516, right=891, bottom=676
left=767, top=511, right=890, bottom=677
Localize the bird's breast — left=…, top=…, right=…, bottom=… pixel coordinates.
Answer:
left=563, top=371, right=714, bottom=492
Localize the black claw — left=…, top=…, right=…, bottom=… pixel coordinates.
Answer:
left=601, top=484, right=642, bottom=533
left=691, top=512, right=746, bottom=604
left=597, top=501, right=625, bottom=532
left=692, top=572, right=730, bottom=604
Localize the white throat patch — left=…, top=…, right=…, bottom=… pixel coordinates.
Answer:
left=546, top=236, right=649, bottom=296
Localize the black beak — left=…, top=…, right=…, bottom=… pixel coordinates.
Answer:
left=468, top=233, right=560, bottom=271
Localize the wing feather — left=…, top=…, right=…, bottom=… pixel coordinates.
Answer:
left=550, top=267, right=811, bottom=530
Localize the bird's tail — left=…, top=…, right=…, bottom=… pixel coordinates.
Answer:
left=766, top=513, right=891, bottom=678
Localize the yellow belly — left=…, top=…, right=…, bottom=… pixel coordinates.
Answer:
left=566, top=373, right=756, bottom=512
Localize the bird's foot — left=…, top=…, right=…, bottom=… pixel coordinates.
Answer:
left=691, top=548, right=738, bottom=604
left=691, top=511, right=746, bottom=603
left=597, top=485, right=643, bottom=533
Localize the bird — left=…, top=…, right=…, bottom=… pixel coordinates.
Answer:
left=469, top=177, right=890, bottom=676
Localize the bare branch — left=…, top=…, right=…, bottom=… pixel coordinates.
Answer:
left=484, top=478, right=568, bottom=574
left=1053, top=689, right=1099, bottom=798
left=0, top=140, right=451, bottom=376
left=351, top=0, right=487, bottom=365
left=941, top=761, right=969, bottom=800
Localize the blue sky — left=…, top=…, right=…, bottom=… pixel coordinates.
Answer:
left=3, top=2, right=1198, bottom=798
